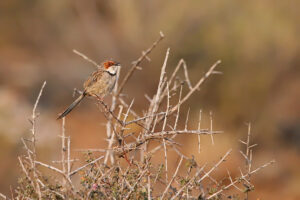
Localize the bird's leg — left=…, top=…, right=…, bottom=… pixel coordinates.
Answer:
left=121, top=140, right=132, bottom=166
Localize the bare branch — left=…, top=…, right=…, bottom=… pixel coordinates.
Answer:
left=73, top=49, right=101, bottom=69
left=197, top=109, right=202, bottom=153
left=30, top=81, right=46, bottom=199
left=168, top=60, right=221, bottom=117
left=67, top=136, right=71, bottom=176
left=198, top=149, right=232, bottom=183
left=61, top=118, right=67, bottom=185
left=161, top=156, right=183, bottom=199
left=117, top=31, right=165, bottom=96
left=69, top=156, right=104, bottom=177
left=125, top=112, right=165, bottom=126
left=32, top=81, right=46, bottom=118
left=162, top=83, right=170, bottom=182
left=35, top=161, right=63, bottom=174
left=174, top=85, right=183, bottom=130
left=207, top=160, right=275, bottom=199
left=147, top=173, right=152, bottom=200
left=209, top=111, right=215, bottom=145
left=0, top=193, right=8, bottom=200
left=171, top=165, right=206, bottom=200
left=184, top=108, right=190, bottom=131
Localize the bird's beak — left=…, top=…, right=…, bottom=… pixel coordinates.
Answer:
left=115, top=62, right=121, bottom=66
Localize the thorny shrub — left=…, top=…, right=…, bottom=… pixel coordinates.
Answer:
left=2, top=33, right=274, bottom=200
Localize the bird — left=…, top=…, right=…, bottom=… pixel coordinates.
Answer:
left=57, top=60, right=120, bottom=119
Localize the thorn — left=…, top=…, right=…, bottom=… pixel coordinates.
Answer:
left=28, top=119, right=33, bottom=125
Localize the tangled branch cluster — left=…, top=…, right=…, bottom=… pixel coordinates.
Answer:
left=1, top=33, right=274, bottom=200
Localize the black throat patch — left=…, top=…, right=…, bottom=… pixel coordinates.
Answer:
left=106, top=71, right=116, bottom=76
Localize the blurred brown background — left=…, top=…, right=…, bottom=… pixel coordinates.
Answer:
left=0, top=0, right=299, bottom=199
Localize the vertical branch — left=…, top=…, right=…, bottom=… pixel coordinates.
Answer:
left=162, top=83, right=170, bottom=131
left=111, top=63, right=121, bottom=111
left=30, top=81, right=46, bottom=199
left=246, top=123, right=251, bottom=160
left=160, top=58, right=190, bottom=101
left=154, top=48, right=170, bottom=112
left=174, top=85, right=183, bottom=130
left=209, top=111, right=215, bottom=145
left=245, top=123, right=254, bottom=199
left=182, top=60, right=193, bottom=90
left=61, top=118, right=67, bottom=186
left=147, top=174, right=151, bottom=200
left=184, top=108, right=190, bottom=131
left=146, top=48, right=170, bottom=129
left=145, top=48, right=170, bottom=131
left=239, top=123, right=257, bottom=181
left=142, top=48, right=170, bottom=161
left=151, top=115, right=158, bottom=133
left=115, top=105, right=124, bottom=139
left=162, top=83, right=170, bottom=182
left=32, top=81, right=47, bottom=120
left=121, top=99, right=134, bottom=136
left=104, top=122, right=113, bottom=165
left=104, top=105, right=123, bottom=164
left=248, top=149, right=253, bottom=175
left=104, top=66, right=121, bottom=165
left=197, top=109, right=202, bottom=153
left=67, top=136, right=71, bottom=176
left=149, top=85, right=183, bottom=156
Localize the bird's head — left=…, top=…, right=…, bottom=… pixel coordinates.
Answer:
left=102, top=60, right=120, bottom=76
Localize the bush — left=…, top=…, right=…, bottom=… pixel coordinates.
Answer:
left=1, top=33, right=274, bottom=200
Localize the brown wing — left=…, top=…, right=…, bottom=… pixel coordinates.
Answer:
left=83, top=70, right=103, bottom=89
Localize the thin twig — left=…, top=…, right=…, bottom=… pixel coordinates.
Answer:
left=209, top=111, right=215, bottom=145
left=30, top=81, right=46, bottom=199
left=168, top=60, right=221, bottom=118
left=207, top=160, right=275, bottom=199
left=147, top=174, right=151, bottom=200
left=61, top=118, right=67, bottom=186
left=35, top=161, right=63, bottom=174
left=67, top=136, right=71, bottom=176
left=171, top=165, right=206, bottom=200
left=73, top=49, right=101, bottom=69
left=162, top=83, right=170, bottom=182
left=117, top=31, right=164, bottom=96
left=197, top=109, right=202, bottom=153
left=161, top=156, right=183, bottom=199
left=198, top=149, right=232, bottom=183
left=0, top=193, right=8, bottom=200
left=125, top=112, right=166, bottom=126
left=69, top=156, right=104, bottom=177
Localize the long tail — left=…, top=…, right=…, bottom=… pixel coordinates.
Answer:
left=57, top=94, right=86, bottom=119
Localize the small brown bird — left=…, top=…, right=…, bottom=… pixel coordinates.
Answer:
left=57, top=60, right=120, bottom=119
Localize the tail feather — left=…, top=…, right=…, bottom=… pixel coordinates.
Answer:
left=57, top=94, right=86, bottom=119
